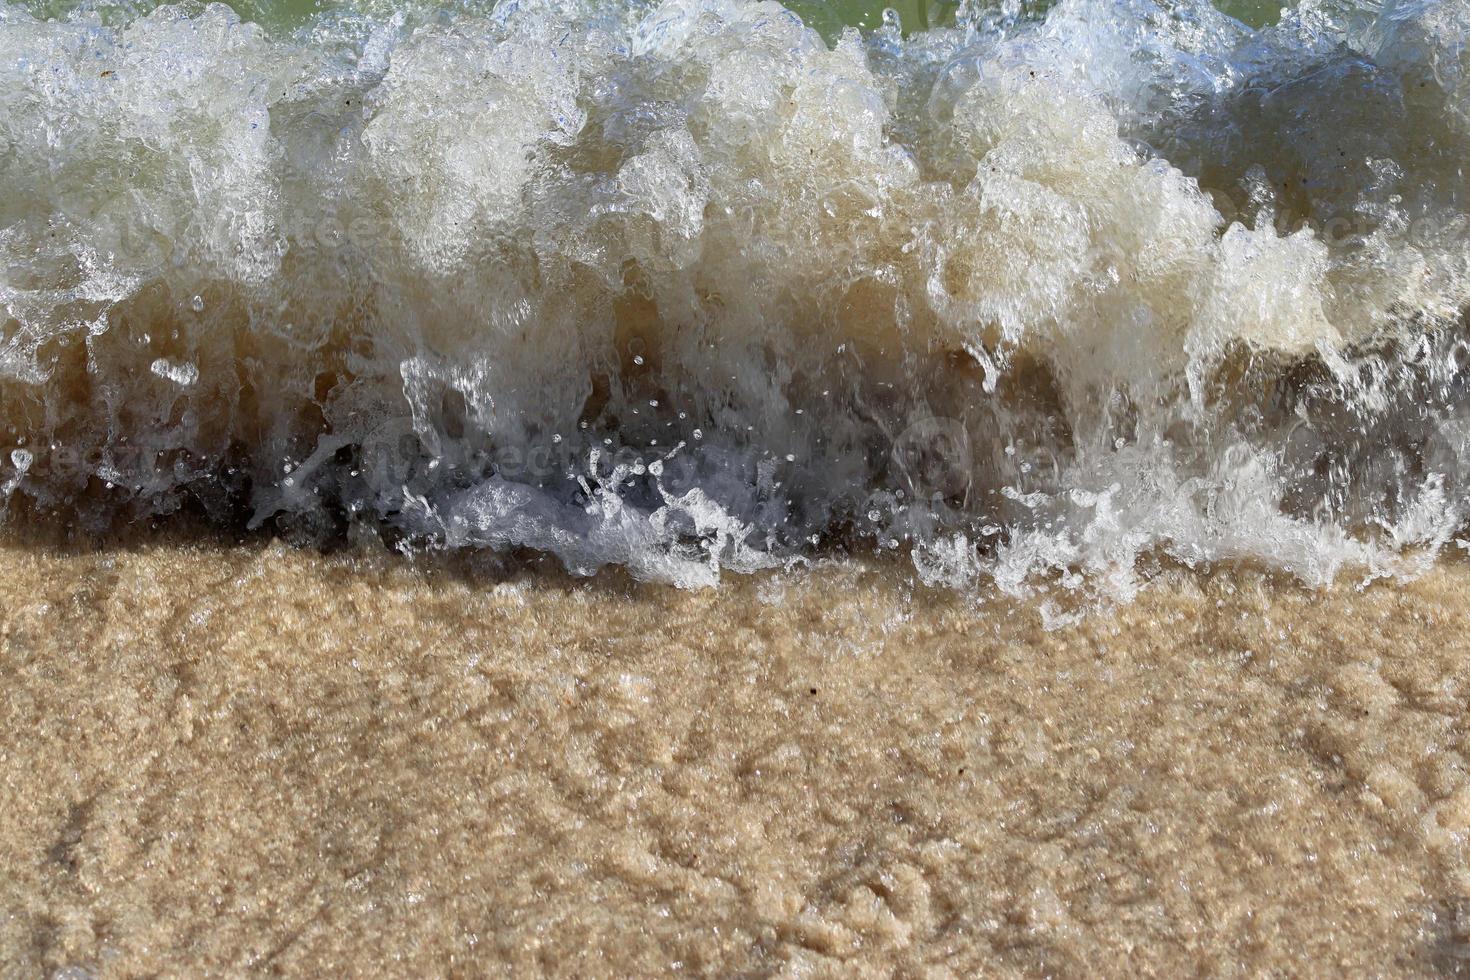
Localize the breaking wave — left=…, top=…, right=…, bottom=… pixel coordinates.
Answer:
left=4, top=0, right=1470, bottom=596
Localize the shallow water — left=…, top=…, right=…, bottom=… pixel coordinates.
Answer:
left=3, top=540, right=1469, bottom=973
left=3, top=0, right=1470, bottom=597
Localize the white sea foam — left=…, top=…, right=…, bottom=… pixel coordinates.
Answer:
left=2, top=0, right=1469, bottom=593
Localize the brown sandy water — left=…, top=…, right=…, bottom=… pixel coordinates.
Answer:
left=2, top=539, right=1469, bottom=976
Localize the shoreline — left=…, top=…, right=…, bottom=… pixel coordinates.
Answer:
left=2, top=538, right=1469, bottom=974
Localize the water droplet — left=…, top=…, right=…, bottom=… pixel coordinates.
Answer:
left=190, top=295, right=204, bottom=313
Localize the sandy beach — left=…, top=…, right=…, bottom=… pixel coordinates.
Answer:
left=2, top=539, right=1468, bottom=976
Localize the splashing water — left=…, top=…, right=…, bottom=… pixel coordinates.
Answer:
left=2, top=0, right=1470, bottom=595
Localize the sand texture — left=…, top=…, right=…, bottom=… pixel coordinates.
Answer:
left=2, top=540, right=1470, bottom=976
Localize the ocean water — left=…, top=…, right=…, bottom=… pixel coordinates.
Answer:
left=2, top=0, right=1469, bottom=595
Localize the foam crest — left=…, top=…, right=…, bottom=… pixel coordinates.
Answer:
left=3, top=0, right=1470, bottom=595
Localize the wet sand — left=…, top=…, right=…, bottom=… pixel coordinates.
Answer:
left=2, top=538, right=1469, bottom=976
